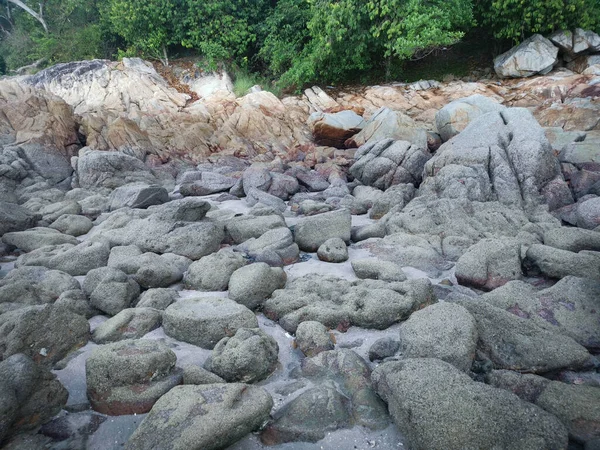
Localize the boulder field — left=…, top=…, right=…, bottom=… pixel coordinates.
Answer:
left=1, top=34, right=600, bottom=449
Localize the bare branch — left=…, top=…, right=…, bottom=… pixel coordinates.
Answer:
left=6, top=0, right=48, bottom=32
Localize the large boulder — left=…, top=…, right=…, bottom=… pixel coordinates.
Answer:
left=86, top=339, right=181, bottom=415
left=349, top=138, right=432, bottom=189
left=294, top=321, right=334, bottom=357
left=435, top=94, right=505, bottom=142
left=108, top=184, right=169, bottom=210
left=294, top=209, right=351, bottom=252
left=2, top=227, right=78, bottom=252
left=83, top=267, right=140, bottom=316
left=308, top=110, right=365, bottom=148
left=48, top=214, right=93, bottom=236
left=125, top=384, right=273, bottom=450
left=205, top=328, right=278, bottom=383
left=0, top=266, right=80, bottom=307
left=0, top=202, right=38, bottom=235
left=523, top=244, right=600, bottom=280
left=227, top=263, right=287, bottom=310
left=163, top=297, right=258, bottom=349
left=183, top=248, right=247, bottom=291
left=75, top=150, right=158, bottom=189
left=494, top=34, right=559, bottom=78
left=92, top=307, right=162, bottom=343
left=234, top=227, right=299, bottom=267
left=372, top=358, right=568, bottom=449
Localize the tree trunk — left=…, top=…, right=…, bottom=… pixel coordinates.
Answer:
left=162, top=44, right=169, bottom=67
left=6, top=0, right=48, bottom=32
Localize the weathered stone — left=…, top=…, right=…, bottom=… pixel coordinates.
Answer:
left=316, top=238, right=348, bottom=263
left=108, top=184, right=169, bottom=210
left=136, top=288, right=178, bottom=310
left=0, top=202, right=38, bottom=235
left=92, top=308, right=162, bottom=343
left=351, top=258, right=407, bottom=282
left=368, top=337, right=400, bottom=362
left=294, top=209, right=351, bottom=252
left=183, top=248, right=246, bottom=291
left=49, top=214, right=93, bottom=236
left=494, top=34, right=559, bottom=78
left=308, top=110, right=365, bottom=148
left=295, top=321, right=334, bottom=357
left=2, top=227, right=78, bottom=252
left=83, top=267, right=140, bottom=316
left=0, top=266, right=80, bottom=307
left=228, top=263, right=287, bottom=310
left=524, top=244, right=600, bottom=280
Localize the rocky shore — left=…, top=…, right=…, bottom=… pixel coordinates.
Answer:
left=1, top=30, right=600, bottom=450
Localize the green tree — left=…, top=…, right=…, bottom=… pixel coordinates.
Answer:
left=476, top=0, right=600, bottom=43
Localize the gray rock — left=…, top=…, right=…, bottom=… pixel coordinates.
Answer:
left=350, top=138, right=431, bottom=190
left=483, top=276, right=600, bottom=351
left=372, top=358, right=568, bottom=450
left=163, top=297, right=258, bottom=349
left=494, top=34, right=559, bottom=78
left=83, top=267, right=140, bottom=316
left=2, top=227, right=78, bottom=252
left=368, top=337, right=400, bottom=361
left=76, top=150, right=158, bottom=189
left=109, top=184, right=169, bottom=210
left=149, top=197, right=211, bottom=222
left=108, top=245, right=192, bottom=288
left=351, top=258, right=407, bottom=282
left=573, top=28, right=600, bottom=54
left=267, top=172, right=299, bottom=200
left=308, top=109, right=365, bottom=148
left=234, top=227, right=299, bottom=266
left=49, top=214, right=93, bottom=236
left=352, top=185, right=384, bottom=208
left=317, top=237, right=348, bottom=263
left=0, top=354, right=68, bottom=442
left=264, top=275, right=435, bottom=333
left=183, top=248, right=246, bottom=291
left=399, top=302, right=477, bottom=371
left=289, top=167, right=331, bottom=192
left=182, top=365, right=224, bottom=385
left=92, top=307, right=162, bottom=343
left=54, top=289, right=99, bottom=318
left=226, top=214, right=286, bottom=244
left=0, top=266, right=80, bottom=306
left=39, top=200, right=82, bottom=223
left=246, top=188, right=287, bottom=213
left=136, top=288, right=178, bottom=310
left=369, top=184, right=415, bottom=219
left=228, top=263, right=287, bottom=310
left=15, top=240, right=110, bottom=276
left=295, top=321, right=334, bottom=357
left=544, top=227, right=600, bottom=252
left=179, top=172, right=237, bottom=196
left=488, top=370, right=600, bottom=445
left=0, top=304, right=89, bottom=367
left=524, top=244, right=600, bottom=280
left=86, top=339, right=181, bottom=415
left=455, top=238, right=523, bottom=291
left=125, top=383, right=273, bottom=450
left=577, top=197, right=600, bottom=229
left=297, top=199, right=332, bottom=216
left=435, top=94, right=506, bottom=142
left=205, top=328, right=278, bottom=383
left=0, top=201, right=38, bottom=235
left=456, top=298, right=591, bottom=373
left=294, top=209, right=351, bottom=252
left=242, top=165, right=272, bottom=195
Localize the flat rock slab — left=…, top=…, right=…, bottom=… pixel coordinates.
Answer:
left=163, top=297, right=258, bottom=349
left=125, top=383, right=273, bottom=450
left=2, top=227, right=79, bottom=252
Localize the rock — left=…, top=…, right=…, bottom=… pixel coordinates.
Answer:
left=568, top=54, right=600, bottom=73
left=39, top=200, right=82, bottom=223
left=369, top=184, right=415, bottom=219
left=456, top=298, right=591, bottom=373
left=345, top=107, right=428, bottom=149
left=577, top=197, right=600, bottom=229
left=108, top=246, right=192, bottom=288
left=288, top=167, right=331, bottom=192
left=295, top=321, right=334, bottom=357
left=183, top=248, right=246, bottom=291
left=483, top=276, right=600, bottom=351
left=494, top=34, right=559, bottom=78
left=163, top=297, right=258, bottom=349
left=86, top=339, right=181, bottom=415
left=455, top=238, right=523, bottom=291
left=136, top=288, right=178, bottom=310
left=0, top=266, right=80, bottom=307
left=0, top=304, right=89, bottom=366
left=242, top=165, right=272, bottom=195
left=179, top=172, right=237, bottom=196
left=264, top=275, right=434, bottom=333
left=368, top=337, right=400, bottom=361
left=226, top=214, right=286, bottom=244
left=92, top=308, right=162, bottom=343
left=523, top=244, right=600, bottom=280
left=182, top=365, right=224, bottom=385
left=435, top=94, right=506, bottom=142
left=316, top=238, right=348, bottom=263
left=55, top=289, right=99, bottom=318
left=76, top=150, right=158, bottom=189
left=352, top=185, right=384, bottom=208
left=351, top=259, right=407, bottom=282
left=234, top=227, right=299, bottom=267
left=297, top=199, right=332, bottom=216
left=573, top=28, right=600, bottom=54
left=488, top=370, right=600, bottom=445
left=0, top=202, right=38, bottom=235
left=294, top=209, right=351, bottom=252
left=349, top=138, right=431, bottom=190
left=108, top=184, right=169, bottom=210
left=308, top=110, right=365, bottom=148
left=228, top=263, right=287, bottom=310
left=15, top=240, right=110, bottom=276
left=2, top=227, right=78, bottom=252
left=544, top=227, right=600, bottom=252
left=246, top=188, right=287, bottom=213
left=267, top=173, right=299, bottom=200
left=261, top=384, right=352, bottom=445
left=125, top=383, right=273, bottom=450
left=398, top=302, right=477, bottom=371
left=550, top=30, right=575, bottom=54
left=49, top=214, right=93, bottom=236
left=372, top=358, right=568, bottom=450
left=0, top=354, right=68, bottom=442
left=205, top=328, right=278, bottom=383
left=83, top=267, right=140, bottom=316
